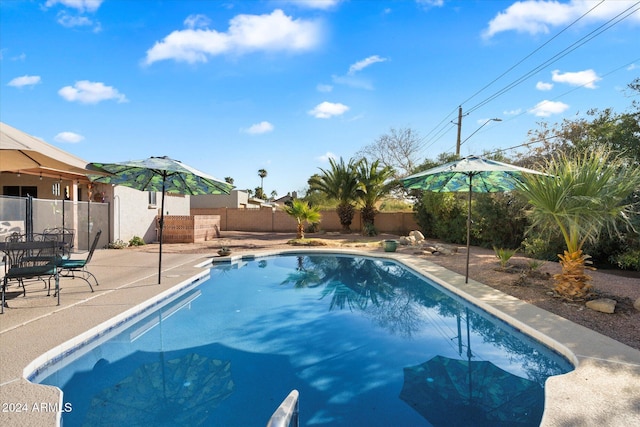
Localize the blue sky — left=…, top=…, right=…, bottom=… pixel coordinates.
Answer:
left=1, top=0, right=639, bottom=197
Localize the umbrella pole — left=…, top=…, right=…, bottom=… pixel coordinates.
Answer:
left=158, top=180, right=165, bottom=284
left=465, top=176, right=472, bottom=284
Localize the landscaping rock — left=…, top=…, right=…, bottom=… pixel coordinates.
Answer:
left=634, top=297, right=640, bottom=312
left=586, top=298, right=617, bottom=314
left=399, top=236, right=412, bottom=245
left=409, top=230, right=425, bottom=241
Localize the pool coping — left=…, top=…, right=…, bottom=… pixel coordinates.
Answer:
left=3, top=247, right=640, bottom=426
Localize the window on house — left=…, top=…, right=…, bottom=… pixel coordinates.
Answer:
left=148, top=191, right=157, bottom=207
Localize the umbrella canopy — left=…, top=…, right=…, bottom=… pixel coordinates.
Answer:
left=399, top=355, right=544, bottom=427
left=90, top=156, right=234, bottom=283
left=86, top=353, right=234, bottom=426
left=0, top=122, right=98, bottom=181
left=401, top=155, right=545, bottom=283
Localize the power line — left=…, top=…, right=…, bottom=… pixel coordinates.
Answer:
left=465, top=2, right=640, bottom=115
left=418, top=2, right=639, bottom=156
left=444, top=56, right=640, bottom=154
left=459, top=0, right=606, bottom=109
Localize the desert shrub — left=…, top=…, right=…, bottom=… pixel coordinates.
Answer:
left=414, top=192, right=466, bottom=244
left=128, top=236, right=145, bottom=246
left=108, top=239, right=128, bottom=249
left=610, top=249, right=640, bottom=271
left=473, top=193, right=528, bottom=249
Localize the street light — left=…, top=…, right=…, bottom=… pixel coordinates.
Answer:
left=456, top=118, right=502, bottom=155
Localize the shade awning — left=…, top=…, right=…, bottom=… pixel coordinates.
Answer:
left=0, top=122, right=101, bottom=181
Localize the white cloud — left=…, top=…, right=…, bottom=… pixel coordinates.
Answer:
left=57, top=13, right=94, bottom=28
left=503, top=108, right=523, bottom=115
left=316, top=83, right=333, bottom=92
left=483, top=0, right=640, bottom=39
left=144, top=9, right=323, bottom=65
left=348, top=55, right=388, bottom=75
left=243, top=121, right=274, bottom=134
left=45, top=0, right=103, bottom=13
left=184, top=14, right=211, bottom=29
left=54, top=131, right=84, bottom=143
left=551, top=69, right=601, bottom=89
left=536, top=81, right=553, bottom=91
left=8, top=75, right=41, bottom=88
left=530, top=100, right=569, bottom=117
left=416, top=0, right=445, bottom=8
left=332, top=74, right=373, bottom=90
left=318, top=151, right=337, bottom=162
left=282, top=0, right=342, bottom=9
left=58, top=80, right=128, bottom=104
left=308, top=101, right=349, bottom=119
left=627, top=64, right=637, bottom=71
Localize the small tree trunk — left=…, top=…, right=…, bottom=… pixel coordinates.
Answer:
left=297, top=222, right=304, bottom=240
left=554, top=250, right=593, bottom=299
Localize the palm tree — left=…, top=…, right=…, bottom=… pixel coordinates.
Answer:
left=258, top=169, right=267, bottom=191
left=516, top=148, right=640, bottom=299
left=283, top=199, right=321, bottom=239
left=356, top=158, right=395, bottom=235
left=309, top=157, right=359, bottom=233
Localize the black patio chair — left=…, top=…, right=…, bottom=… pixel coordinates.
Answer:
left=42, top=227, right=75, bottom=259
left=58, top=229, right=102, bottom=292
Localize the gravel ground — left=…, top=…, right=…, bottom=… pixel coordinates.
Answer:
left=161, top=231, right=640, bottom=351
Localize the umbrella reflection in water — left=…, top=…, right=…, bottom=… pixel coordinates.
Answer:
left=85, top=353, right=234, bottom=426
left=399, top=310, right=544, bottom=427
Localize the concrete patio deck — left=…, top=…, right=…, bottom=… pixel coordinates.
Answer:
left=1, top=237, right=639, bottom=426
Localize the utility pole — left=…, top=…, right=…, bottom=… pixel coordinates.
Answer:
left=455, top=106, right=463, bottom=156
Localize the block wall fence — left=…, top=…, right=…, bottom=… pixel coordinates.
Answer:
left=190, top=207, right=419, bottom=235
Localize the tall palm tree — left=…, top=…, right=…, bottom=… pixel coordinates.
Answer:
left=282, top=199, right=321, bottom=239
left=356, top=159, right=395, bottom=235
left=516, top=148, right=640, bottom=299
left=309, top=157, right=359, bottom=233
left=258, top=169, right=267, bottom=191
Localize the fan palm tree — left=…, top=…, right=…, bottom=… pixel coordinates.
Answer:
left=258, top=168, right=267, bottom=191
left=516, top=148, right=640, bottom=299
left=309, top=157, right=359, bottom=233
left=282, top=199, right=321, bottom=239
left=356, top=159, right=396, bottom=235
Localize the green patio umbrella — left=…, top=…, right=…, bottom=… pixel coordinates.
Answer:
left=401, top=155, right=545, bottom=283
left=90, top=156, right=233, bottom=283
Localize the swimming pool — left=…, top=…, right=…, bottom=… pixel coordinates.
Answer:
left=37, top=254, right=572, bottom=426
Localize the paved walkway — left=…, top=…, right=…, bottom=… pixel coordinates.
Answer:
left=1, top=239, right=639, bottom=426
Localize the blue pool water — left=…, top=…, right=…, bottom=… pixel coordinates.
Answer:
left=37, top=254, right=572, bottom=426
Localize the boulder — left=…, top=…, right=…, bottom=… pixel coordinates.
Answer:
left=585, top=298, right=617, bottom=314
left=409, top=230, right=425, bottom=241
left=634, top=297, right=640, bottom=312
left=399, top=236, right=411, bottom=245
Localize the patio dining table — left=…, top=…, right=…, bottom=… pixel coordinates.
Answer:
left=1, top=239, right=67, bottom=314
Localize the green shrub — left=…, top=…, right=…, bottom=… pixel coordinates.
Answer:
left=473, top=193, right=528, bottom=249
left=128, top=236, right=145, bottom=246
left=610, top=249, right=640, bottom=271
left=521, top=234, right=564, bottom=261
left=108, top=239, right=128, bottom=249
left=414, top=192, right=466, bottom=244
